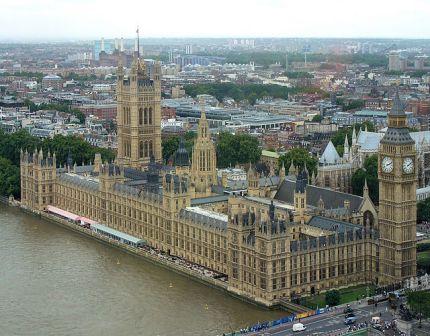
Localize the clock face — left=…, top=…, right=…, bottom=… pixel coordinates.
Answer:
left=403, top=158, right=414, bottom=174
left=382, top=156, right=393, bottom=173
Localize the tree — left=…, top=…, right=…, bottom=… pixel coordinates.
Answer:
left=161, top=131, right=196, bottom=163
left=216, top=132, right=261, bottom=168
left=406, top=290, right=430, bottom=324
left=325, top=290, right=340, bottom=307
left=162, top=137, right=180, bottom=162
left=312, top=115, right=323, bottom=122
left=351, top=155, right=379, bottom=204
left=0, top=130, right=115, bottom=198
left=417, top=198, right=430, bottom=223
left=278, top=148, right=317, bottom=176
left=0, top=157, right=20, bottom=198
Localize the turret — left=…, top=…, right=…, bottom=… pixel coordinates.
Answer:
left=247, top=163, right=260, bottom=196
left=294, top=168, right=307, bottom=224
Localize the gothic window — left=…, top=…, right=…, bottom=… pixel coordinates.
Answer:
left=148, top=107, right=153, bottom=125
left=144, top=141, right=149, bottom=157
left=144, top=108, right=148, bottom=125
left=363, top=210, right=374, bottom=230
left=123, top=107, right=126, bottom=124
left=139, top=108, right=143, bottom=125
left=149, top=140, right=153, bottom=157
left=139, top=141, right=144, bottom=158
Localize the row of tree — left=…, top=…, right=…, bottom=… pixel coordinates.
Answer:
left=0, top=130, right=115, bottom=199
left=24, top=99, right=86, bottom=124
left=161, top=132, right=262, bottom=169
left=184, top=83, right=322, bottom=105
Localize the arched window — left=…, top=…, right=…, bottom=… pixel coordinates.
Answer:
left=148, top=107, right=153, bottom=124
left=363, top=211, right=374, bottom=230
left=149, top=140, right=153, bottom=157
left=139, top=108, right=143, bottom=125
left=139, top=141, right=144, bottom=158
left=144, top=108, right=148, bottom=125
left=144, top=141, right=149, bottom=157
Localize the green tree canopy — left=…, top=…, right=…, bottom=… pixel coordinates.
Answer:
left=417, top=198, right=430, bottom=223
left=0, top=157, right=20, bottom=198
left=278, top=148, right=317, bottom=176
left=312, top=115, right=323, bottom=122
left=406, top=290, right=430, bottom=319
left=325, top=290, right=340, bottom=307
left=161, top=131, right=196, bottom=163
left=216, top=132, right=261, bottom=168
left=0, top=129, right=115, bottom=198
left=351, top=155, right=379, bottom=204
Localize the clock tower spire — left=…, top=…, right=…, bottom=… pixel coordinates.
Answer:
left=378, top=91, right=417, bottom=286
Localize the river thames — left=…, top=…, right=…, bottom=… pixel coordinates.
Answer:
left=0, top=204, right=283, bottom=336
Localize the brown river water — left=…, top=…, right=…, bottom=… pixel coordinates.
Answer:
left=0, top=204, right=283, bottom=336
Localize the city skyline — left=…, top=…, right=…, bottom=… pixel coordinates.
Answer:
left=2, top=0, right=430, bottom=41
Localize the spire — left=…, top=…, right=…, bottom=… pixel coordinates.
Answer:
left=390, top=90, right=405, bottom=116
left=288, top=160, right=295, bottom=176
left=363, top=178, right=369, bottom=198
left=352, top=127, right=357, bottom=145
left=279, top=161, right=286, bottom=180
left=343, top=134, right=350, bottom=159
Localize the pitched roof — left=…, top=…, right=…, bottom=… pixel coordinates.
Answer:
left=274, top=179, right=363, bottom=212
left=319, top=141, right=341, bottom=164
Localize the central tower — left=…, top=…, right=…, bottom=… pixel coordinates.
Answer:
left=116, top=32, right=161, bottom=169
left=190, top=101, right=217, bottom=198
left=378, top=92, right=417, bottom=286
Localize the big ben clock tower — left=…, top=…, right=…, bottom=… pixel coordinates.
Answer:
left=378, top=92, right=417, bottom=286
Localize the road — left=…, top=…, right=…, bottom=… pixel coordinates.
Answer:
left=249, top=300, right=397, bottom=336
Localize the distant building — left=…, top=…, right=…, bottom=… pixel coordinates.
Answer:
left=42, top=75, right=63, bottom=90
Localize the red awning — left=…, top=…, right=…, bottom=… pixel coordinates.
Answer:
left=47, top=205, right=80, bottom=221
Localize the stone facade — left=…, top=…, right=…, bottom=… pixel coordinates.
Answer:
left=116, top=56, right=162, bottom=169
left=378, top=92, right=417, bottom=285
left=19, top=85, right=417, bottom=307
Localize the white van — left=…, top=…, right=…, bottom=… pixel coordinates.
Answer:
left=292, top=323, right=306, bottom=332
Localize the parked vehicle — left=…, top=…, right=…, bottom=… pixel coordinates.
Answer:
left=344, top=316, right=357, bottom=325
left=292, top=323, right=306, bottom=332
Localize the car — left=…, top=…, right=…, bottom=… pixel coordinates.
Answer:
left=344, top=316, right=357, bottom=325
left=292, top=323, right=306, bottom=332
left=345, top=313, right=355, bottom=319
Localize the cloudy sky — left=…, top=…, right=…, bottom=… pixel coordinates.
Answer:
left=1, top=0, right=429, bottom=41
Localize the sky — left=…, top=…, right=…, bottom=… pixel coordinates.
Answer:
left=1, top=0, right=430, bottom=41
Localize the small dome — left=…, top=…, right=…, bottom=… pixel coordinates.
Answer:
left=174, top=138, right=190, bottom=167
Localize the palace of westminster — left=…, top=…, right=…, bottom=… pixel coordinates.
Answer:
left=20, top=54, right=418, bottom=307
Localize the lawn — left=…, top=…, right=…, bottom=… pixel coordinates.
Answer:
left=418, top=251, right=430, bottom=265
left=302, top=284, right=376, bottom=309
